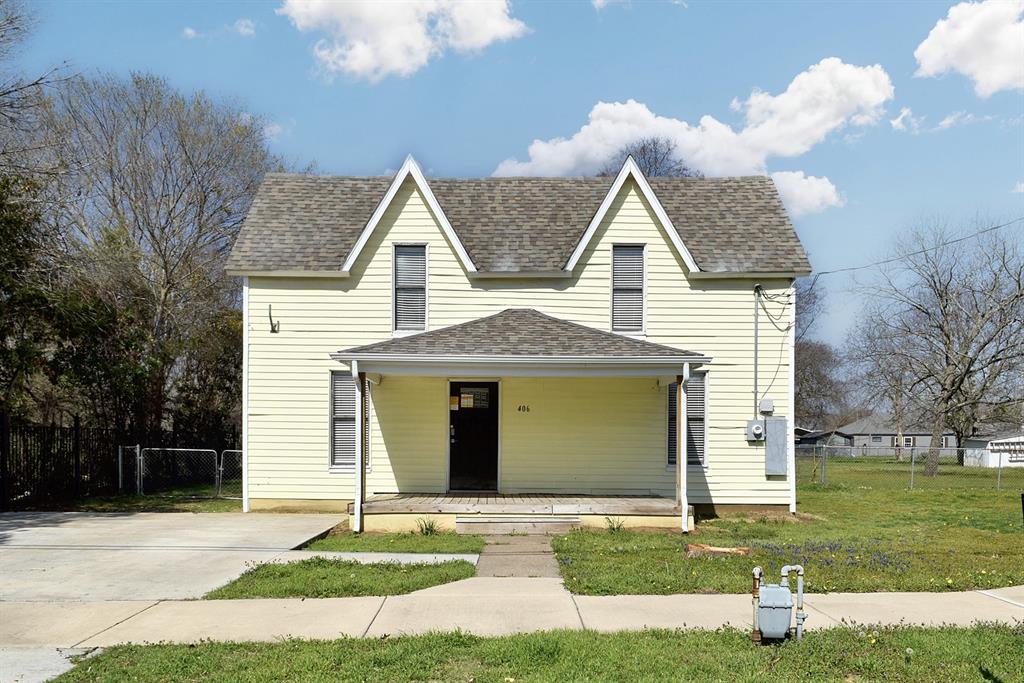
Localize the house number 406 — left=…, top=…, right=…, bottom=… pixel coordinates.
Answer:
left=517, top=404, right=530, bottom=413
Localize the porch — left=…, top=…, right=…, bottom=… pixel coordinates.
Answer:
left=332, top=309, right=711, bottom=534
left=356, top=492, right=681, bottom=516
left=351, top=492, right=692, bottom=534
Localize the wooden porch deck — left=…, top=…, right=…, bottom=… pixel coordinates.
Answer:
left=359, top=493, right=680, bottom=516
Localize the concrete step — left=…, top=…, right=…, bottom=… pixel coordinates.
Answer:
left=455, top=515, right=581, bottom=535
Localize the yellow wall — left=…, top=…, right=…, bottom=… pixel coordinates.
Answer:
left=245, top=176, right=793, bottom=505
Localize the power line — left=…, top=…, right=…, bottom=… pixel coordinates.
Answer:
left=809, top=216, right=1024, bottom=288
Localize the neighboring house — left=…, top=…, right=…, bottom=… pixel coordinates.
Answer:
left=837, top=415, right=955, bottom=450
left=226, top=156, right=811, bottom=532
left=963, top=425, right=1024, bottom=469
left=797, top=430, right=853, bottom=447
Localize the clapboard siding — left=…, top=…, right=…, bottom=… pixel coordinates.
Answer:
left=246, top=177, right=792, bottom=504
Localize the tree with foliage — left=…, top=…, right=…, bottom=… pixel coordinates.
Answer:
left=0, top=175, right=48, bottom=413
left=36, top=73, right=283, bottom=431
left=599, top=136, right=703, bottom=178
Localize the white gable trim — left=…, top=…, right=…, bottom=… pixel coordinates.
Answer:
left=340, top=155, right=477, bottom=275
left=563, top=157, right=701, bottom=274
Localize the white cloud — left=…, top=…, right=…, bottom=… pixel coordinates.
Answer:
left=182, top=26, right=201, bottom=39
left=263, top=122, right=285, bottom=142
left=1013, top=181, right=1024, bottom=193
left=914, top=0, right=1024, bottom=97
left=276, top=0, right=528, bottom=82
left=890, top=106, right=923, bottom=133
left=234, top=18, right=256, bottom=36
left=592, top=0, right=626, bottom=8
left=493, top=58, right=893, bottom=216
left=770, top=171, right=844, bottom=217
left=935, top=110, right=994, bottom=129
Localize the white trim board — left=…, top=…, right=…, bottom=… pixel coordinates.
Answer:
left=564, top=156, right=701, bottom=275
left=341, top=155, right=477, bottom=276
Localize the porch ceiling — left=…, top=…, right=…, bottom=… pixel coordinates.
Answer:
left=332, top=309, right=710, bottom=377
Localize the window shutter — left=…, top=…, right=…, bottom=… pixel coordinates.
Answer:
left=667, top=383, right=678, bottom=465
left=686, top=373, right=706, bottom=465
left=612, top=245, right=644, bottom=331
left=330, top=373, right=369, bottom=468
left=394, top=245, right=426, bottom=330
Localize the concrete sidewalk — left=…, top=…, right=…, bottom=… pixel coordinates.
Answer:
left=2, top=581, right=1021, bottom=648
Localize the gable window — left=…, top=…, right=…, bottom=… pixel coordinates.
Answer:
left=330, top=372, right=369, bottom=469
left=612, top=245, right=644, bottom=332
left=394, top=244, right=426, bottom=331
left=668, top=372, right=706, bottom=466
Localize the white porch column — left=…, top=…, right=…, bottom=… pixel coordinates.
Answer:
left=352, top=361, right=365, bottom=533
left=677, top=363, right=691, bottom=532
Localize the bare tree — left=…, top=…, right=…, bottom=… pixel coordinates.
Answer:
left=0, top=0, right=65, bottom=175
left=599, top=136, right=703, bottom=178
left=860, top=221, right=1024, bottom=475
left=37, top=73, right=285, bottom=430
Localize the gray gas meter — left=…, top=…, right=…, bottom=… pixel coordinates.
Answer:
left=751, top=565, right=806, bottom=642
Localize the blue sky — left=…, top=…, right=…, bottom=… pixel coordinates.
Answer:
left=17, top=0, right=1024, bottom=343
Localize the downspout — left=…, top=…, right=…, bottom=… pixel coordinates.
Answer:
left=680, top=362, right=691, bottom=532
left=351, top=360, right=363, bottom=533
left=753, top=284, right=761, bottom=418
left=241, top=276, right=250, bottom=513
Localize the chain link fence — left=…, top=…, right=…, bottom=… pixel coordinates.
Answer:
left=796, top=444, right=1024, bottom=490
left=119, top=447, right=242, bottom=499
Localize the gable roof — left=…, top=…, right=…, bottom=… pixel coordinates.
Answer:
left=226, top=157, right=811, bottom=276
left=337, top=308, right=708, bottom=362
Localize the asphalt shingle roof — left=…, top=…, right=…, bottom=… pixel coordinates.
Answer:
left=227, top=173, right=811, bottom=274
left=838, top=415, right=954, bottom=436
left=339, top=309, right=704, bottom=359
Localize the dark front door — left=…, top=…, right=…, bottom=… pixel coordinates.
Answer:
left=449, top=382, right=499, bottom=491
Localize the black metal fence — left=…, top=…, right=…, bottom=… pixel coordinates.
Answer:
left=0, top=412, right=239, bottom=510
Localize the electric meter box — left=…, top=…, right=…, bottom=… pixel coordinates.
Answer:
left=765, top=416, right=789, bottom=475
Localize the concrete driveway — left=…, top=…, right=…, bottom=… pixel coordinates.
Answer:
left=0, top=512, right=343, bottom=601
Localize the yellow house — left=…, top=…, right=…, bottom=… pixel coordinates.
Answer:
left=226, top=156, right=811, bottom=533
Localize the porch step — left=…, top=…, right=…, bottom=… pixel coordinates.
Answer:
left=455, top=515, right=581, bottom=535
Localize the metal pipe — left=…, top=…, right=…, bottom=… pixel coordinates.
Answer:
left=751, top=566, right=763, bottom=642
left=753, top=285, right=760, bottom=418
left=782, top=565, right=806, bottom=640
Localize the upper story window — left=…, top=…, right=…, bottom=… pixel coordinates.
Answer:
left=394, top=244, right=426, bottom=331
left=612, top=245, right=644, bottom=332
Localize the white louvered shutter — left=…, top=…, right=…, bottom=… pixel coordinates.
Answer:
left=331, top=373, right=369, bottom=468
left=686, top=373, right=706, bottom=465
left=612, top=245, right=644, bottom=331
left=394, top=245, right=426, bottom=330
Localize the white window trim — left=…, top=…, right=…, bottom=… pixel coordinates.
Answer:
left=392, top=242, right=428, bottom=336
left=327, top=369, right=372, bottom=474
left=610, top=243, right=646, bottom=336
left=667, top=370, right=709, bottom=470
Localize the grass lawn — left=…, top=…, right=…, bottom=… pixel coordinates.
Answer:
left=37, top=485, right=242, bottom=513
left=56, top=625, right=1024, bottom=682
left=307, top=530, right=485, bottom=554
left=204, top=557, right=476, bottom=599
left=555, top=461, right=1024, bottom=594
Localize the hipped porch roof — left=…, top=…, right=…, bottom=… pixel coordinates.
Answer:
left=332, top=309, right=710, bottom=377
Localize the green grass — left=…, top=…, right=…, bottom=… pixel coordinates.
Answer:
left=204, top=557, right=476, bottom=599
left=58, top=484, right=242, bottom=513
left=55, top=625, right=1024, bottom=682
left=554, top=462, right=1024, bottom=595
left=307, top=530, right=485, bottom=554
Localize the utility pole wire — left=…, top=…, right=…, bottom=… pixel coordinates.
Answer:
left=809, top=216, right=1024, bottom=288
